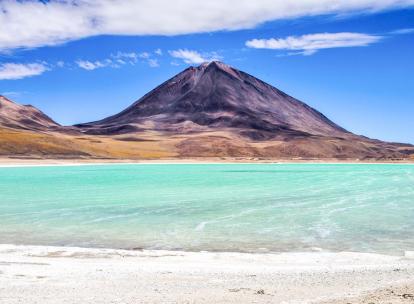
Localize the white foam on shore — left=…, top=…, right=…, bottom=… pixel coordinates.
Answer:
left=1, top=243, right=414, bottom=304
left=0, top=243, right=410, bottom=267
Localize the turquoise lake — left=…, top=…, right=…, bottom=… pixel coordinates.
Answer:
left=0, top=164, right=413, bottom=254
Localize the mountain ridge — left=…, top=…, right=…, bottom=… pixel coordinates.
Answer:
left=0, top=95, right=60, bottom=131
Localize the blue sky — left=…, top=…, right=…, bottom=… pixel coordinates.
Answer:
left=0, top=1, right=413, bottom=143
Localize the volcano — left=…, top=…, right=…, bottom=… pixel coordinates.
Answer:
left=78, top=61, right=348, bottom=139
left=76, top=61, right=412, bottom=159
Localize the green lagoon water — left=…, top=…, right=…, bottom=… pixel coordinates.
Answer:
left=0, top=164, right=413, bottom=254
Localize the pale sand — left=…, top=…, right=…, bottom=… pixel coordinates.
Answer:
left=1, top=245, right=413, bottom=304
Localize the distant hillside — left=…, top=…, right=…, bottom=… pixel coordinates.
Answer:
left=0, top=95, right=59, bottom=131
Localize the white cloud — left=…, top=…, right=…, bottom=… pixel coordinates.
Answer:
left=77, top=51, right=161, bottom=70
left=169, top=49, right=221, bottom=64
left=246, top=32, right=382, bottom=55
left=138, top=52, right=150, bottom=59
left=76, top=59, right=112, bottom=70
left=169, top=49, right=207, bottom=64
left=155, top=48, right=163, bottom=56
left=1, top=0, right=413, bottom=52
left=56, top=61, right=65, bottom=67
left=0, top=91, right=23, bottom=97
left=147, top=59, right=159, bottom=68
left=390, top=28, right=414, bottom=34
left=112, top=52, right=138, bottom=64
left=0, top=63, right=48, bottom=80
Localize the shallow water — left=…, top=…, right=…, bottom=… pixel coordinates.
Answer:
left=0, top=164, right=413, bottom=254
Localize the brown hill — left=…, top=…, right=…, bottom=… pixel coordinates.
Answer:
left=0, top=95, right=60, bottom=131
left=0, top=96, right=174, bottom=159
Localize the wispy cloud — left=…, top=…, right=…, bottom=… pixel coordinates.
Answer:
left=76, top=50, right=161, bottom=71
left=56, top=61, right=65, bottom=68
left=0, top=49, right=162, bottom=79
left=76, top=59, right=113, bottom=70
left=0, top=91, right=24, bottom=97
left=1, top=1, right=414, bottom=52
left=169, top=49, right=221, bottom=64
left=169, top=49, right=207, bottom=64
left=138, top=52, right=150, bottom=59
left=0, top=63, right=48, bottom=80
left=155, top=49, right=163, bottom=56
left=112, top=52, right=138, bottom=64
left=246, top=32, right=382, bottom=55
left=147, top=59, right=159, bottom=68
left=390, top=28, right=414, bottom=34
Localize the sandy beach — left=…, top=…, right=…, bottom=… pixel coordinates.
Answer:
left=0, top=245, right=413, bottom=304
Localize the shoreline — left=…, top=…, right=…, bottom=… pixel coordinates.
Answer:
left=0, top=157, right=413, bottom=168
left=1, top=244, right=414, bottom=303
